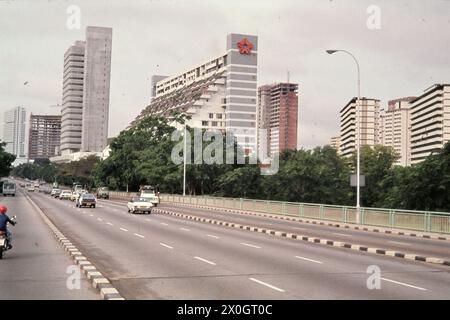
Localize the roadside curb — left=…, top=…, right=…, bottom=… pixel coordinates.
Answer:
left=153, top=208, right=450, bottom=268
left=24, top=192, right=125, bottom=300
left=165, top=201, right=450, bottom=242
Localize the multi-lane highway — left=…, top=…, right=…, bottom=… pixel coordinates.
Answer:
left=3, top=186, right=447, bottom=299
left=0, top=191, right=98, bottom=299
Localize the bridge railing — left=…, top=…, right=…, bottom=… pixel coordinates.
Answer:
left=109, top=192, right=450, bottom=234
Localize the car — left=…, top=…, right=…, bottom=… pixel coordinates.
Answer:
left=96, top=187, right=110, bottom=199
left=127, top=196, right=153, bottom=214
left=59, top=190, right=72, bottom=200
left=70, top=192, right=79, bottom=202
left=52, top=189, right=62, bottom=198
left=27, top=185, right=35, bottom=192
left=51, top=188, right=60, bottom=197
left=76, top=193, right=97, bottom=208
left=72, top=190, right=87, bottom=202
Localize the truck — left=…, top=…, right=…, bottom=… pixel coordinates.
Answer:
left=96, top=187, right=110, bottom=199
left=2, top=181, right=16, bottom=197
left=139, top=185, right=160, bottom=207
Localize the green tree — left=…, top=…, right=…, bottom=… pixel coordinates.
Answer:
left=353, top=145, right=398, bottom=207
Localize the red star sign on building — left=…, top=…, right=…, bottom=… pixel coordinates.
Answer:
left=237, top=38, right=253, bottom=55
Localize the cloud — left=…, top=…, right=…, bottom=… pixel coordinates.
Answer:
left=0, top=0, right=449, bottom=148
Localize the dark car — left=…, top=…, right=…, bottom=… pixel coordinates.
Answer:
left=76, top=193, right=97, bottom=208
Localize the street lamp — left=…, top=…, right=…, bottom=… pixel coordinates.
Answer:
left=327, top=49, right=361, bottom=224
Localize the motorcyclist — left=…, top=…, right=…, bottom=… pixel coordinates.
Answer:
left=0, top=205, right=16, bottom=249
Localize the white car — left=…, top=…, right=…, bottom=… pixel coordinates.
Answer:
left=127, top=197, right=153, bottom=214
left=59, top=190, right=72, bottom=200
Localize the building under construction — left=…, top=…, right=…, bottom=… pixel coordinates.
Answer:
left=257, top=83, right=299, bottom=156
left=28, top=114, right=62, bottom=160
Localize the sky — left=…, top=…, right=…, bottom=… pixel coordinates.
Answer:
left=0, top=0, right=449, bottom=149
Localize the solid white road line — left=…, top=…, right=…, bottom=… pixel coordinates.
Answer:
left=160, top=222, right=168, bottom=226
left=387, top=240, right=411, bottom=246
left=120, top=228, right=128, bottom=232
left=249, top=278, right=285, bottom=293
left=134, top=233, right=145, bottom=238
left=240, top=242, right=262, bottom=249
left=332, top=232, right=352, bottom=237
left=180, top=228, right=190, bottom=231
left=194, top=256, right=217, bottom=265
left=160, top=243, right=173, bottom=249
left=206, top=234, right=219, bottom=239
left=381, top=278, right=427, bottom=291
left=294, top=256, right=323, bottom=264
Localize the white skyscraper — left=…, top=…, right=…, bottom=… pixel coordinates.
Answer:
left=2, top=106, right=27, bottom=162
left=58, top=26, right=112, bottom=161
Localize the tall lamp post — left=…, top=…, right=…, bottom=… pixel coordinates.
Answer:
left=326, top=49, right=361, bottom=224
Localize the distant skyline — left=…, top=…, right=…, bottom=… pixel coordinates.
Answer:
left=1, top=0, right=449, bottom=149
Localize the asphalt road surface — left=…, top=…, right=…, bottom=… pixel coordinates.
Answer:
left=0, top=191, right=98, bottom=299
left=19, top=190, right=450, bottom=299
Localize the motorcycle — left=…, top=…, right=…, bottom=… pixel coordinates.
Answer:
left=0, top=215, right=17, bottom=259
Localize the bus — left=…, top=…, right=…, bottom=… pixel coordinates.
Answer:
left=2, top=181, right=16, bottom=197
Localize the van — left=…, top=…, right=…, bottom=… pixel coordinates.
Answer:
left=2, top=182, right=16, bottom=197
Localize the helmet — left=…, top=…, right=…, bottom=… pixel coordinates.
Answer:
left=0, top=205, right=7, bottom=214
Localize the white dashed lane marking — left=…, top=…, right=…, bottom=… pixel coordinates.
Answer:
left=160, top=243, right=174, bottom=249
left=194, top=256, right=216, bottom=266
left=240, top=243, right=261, bottom=249
left=180, top=228, right=190, bottom=231
left=107, top=222, right=114, bottom=226
left=381, top=278, right=427, bottom=291
left=206, top=234, right=219, bottom=239
left=294, top=256, right=323, bottom=264
left=160, top=222, right=168, bottom=226
left=332, top=233, right=352, bottom=237
left=134, top=233, right=145, bottom=238
left=249, top=278, right=285, bottom=293
left=387, top=240, right=411, bottom=246
left=120, top=228, right=128, bottom=232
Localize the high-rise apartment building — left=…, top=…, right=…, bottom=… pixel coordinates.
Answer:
left=257, top=83, right=298, bottom=155
left=28, top=114, right=61, bottom=160
left=60, top=26, right=112, bottom=157
left=81, top=26, right=113, bottom=153
left=379, top=97, right=415, bottom=166
left=2, top=106, right=27, bottom=160
left=410, top=84, right=450, bottom=164
left=339, top=98, right=380, bottom=158
left=133, top=33, right=258, bottom=154
left=330, top=135, right=341, bottom=152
